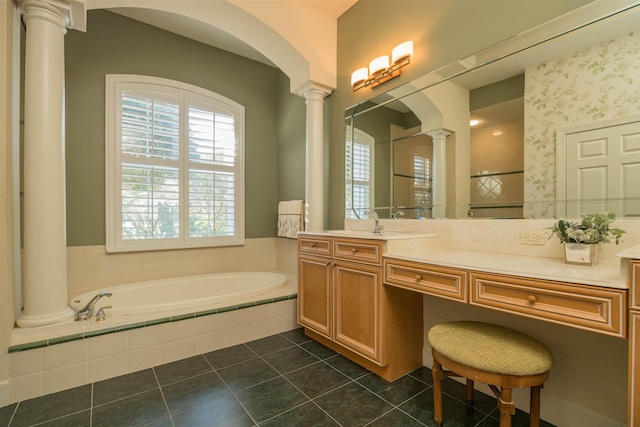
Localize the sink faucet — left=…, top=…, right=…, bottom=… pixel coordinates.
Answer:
left=364, top=209, right=384, bottom=234
left=75, top=291, right=112, bottom=321
left=392, top=209, right=405, bottom=219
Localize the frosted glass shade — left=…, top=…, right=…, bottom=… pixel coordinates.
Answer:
left=351, top=68, right=368, bottom=86
left=392, top=41, right=413, bottom=63
left=369, top=55, right=389, bottom=75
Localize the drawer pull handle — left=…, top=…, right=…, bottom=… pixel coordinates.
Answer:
left=310, top=243, right=316, bottom=248
left=415, top=274, right=422, bottom=281
left=527, top=295, right=537, bottom=303
left=352, top=248, right=357, bottom=253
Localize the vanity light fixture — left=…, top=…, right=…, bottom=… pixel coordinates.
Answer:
left=470, top=119, right=480, bottom=126
left=351, top=41, right=413, bottom=91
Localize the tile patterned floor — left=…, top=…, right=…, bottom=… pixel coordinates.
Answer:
left=0, top=328, right=555, bottom=427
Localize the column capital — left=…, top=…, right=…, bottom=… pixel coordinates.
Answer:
left=426, top=128, right=452, bottom=141
left=296, top=81, right=333, bottom=101
left=18, top=0, right=86, bottom=32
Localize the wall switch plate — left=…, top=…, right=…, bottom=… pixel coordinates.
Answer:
left=520, top=230, right=547, bottom=245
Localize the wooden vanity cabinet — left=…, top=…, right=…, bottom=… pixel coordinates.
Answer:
left=629, top=259, right=640, bottom=426
left=297, top=234, right=423, bottom=381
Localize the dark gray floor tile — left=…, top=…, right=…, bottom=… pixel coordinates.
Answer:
left=300, top=340, right=337, bottom=360
left=10, top=384, right=91, bottom=427
left=262, top=346, right=320, bottom=374
left=366, top=409, right=426, bottom=427
left=245, top=335, right=295, bottom=356
left=154, top=355, right=212, bottom=386
left=474, top=408, right=556, bottom=427
left=280, top=328, right=312, bottom=345
left=204, top=344, right=258, bottom=369
left=92, top=388, right=169, bottom=427
left=408, top=366, right=434, bottom=386
left=93, top=368, right=158, bottom=406
left=357, top=373, right=429, bottom=406
left=400, top=388, right=487, bottom=427
left=37, top=410, right=90, bottom=427
left=441, top=378, right=496, bottom=415
left=172, top=393, right=254, bottom=427
left=163, top=371, right=230, bottom=414
left=217, top=357, right=279, bottom=392
left=314, top=382, right=393, bottom=427
left=285, top=361, right=350, bottom=399
left=260, top=401, right=339, bottom=426
left=143, top=418, right=175, bottom=427
left=234, top=377, right=308, bottom=423
left=0, top=403, right=16, bottom=427
left=324, top=354, right=370, bottom=379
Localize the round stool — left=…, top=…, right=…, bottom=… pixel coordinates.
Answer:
left=427, top=321, right=553, bottom=427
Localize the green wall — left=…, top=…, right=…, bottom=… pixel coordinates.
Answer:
left=64, top=10, right=305, bottom=246
left=329, top=0, right=594, bottom=229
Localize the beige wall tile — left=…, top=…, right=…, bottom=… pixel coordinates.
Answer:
left=129, top=346, right=163, bottom=373
left=88, top=332, right=129, bottom=360
left=43, top=340, right=87, bottom=370
left=9, top=349, right=42, bottom=377
left=89, top=354, right=128, bottom=383
left=9, top=372, right=43, bottom=402
left=43, top=362, right=88, bottom=395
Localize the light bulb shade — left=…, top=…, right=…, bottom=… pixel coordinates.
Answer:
left=369, top=55, right=390, bottom=76
left=392, top=41, right=413, bottom=64
left=351, top=68, right=368, bottom=86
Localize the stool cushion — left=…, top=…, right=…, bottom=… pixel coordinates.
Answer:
left=428, top=321, right=553, bottom=376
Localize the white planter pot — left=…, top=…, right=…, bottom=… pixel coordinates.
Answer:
left=564, top=243, right=598, bottom=266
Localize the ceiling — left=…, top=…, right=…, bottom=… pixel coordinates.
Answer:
left=111, top=0, right=358, bottom=68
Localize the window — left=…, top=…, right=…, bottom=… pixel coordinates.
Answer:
left=345, top=126, right=375, bottom=219
left=106, top=75, right=244, bottom=252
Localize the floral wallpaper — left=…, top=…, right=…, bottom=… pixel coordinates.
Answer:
left=524, top=31, right=640, bottom=218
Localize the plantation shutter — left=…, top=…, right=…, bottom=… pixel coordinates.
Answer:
left=106, top=75, right=244, bottom=252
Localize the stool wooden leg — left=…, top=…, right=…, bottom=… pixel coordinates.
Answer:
left=466, top=379, right=474, bottom=404
left=530, top=385, right=542, bottom=427
left=432, top=357, right=444, bottom=427
left=498, top=387, right=515, bottom=427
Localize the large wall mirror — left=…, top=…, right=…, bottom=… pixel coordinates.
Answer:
left=345, top=3, right=640, bottom=220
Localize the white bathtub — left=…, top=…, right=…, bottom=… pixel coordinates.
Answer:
left=69, top=271, right=289, bottom=316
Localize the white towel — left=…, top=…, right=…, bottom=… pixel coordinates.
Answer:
left=278, top=200, right=304, bottom=238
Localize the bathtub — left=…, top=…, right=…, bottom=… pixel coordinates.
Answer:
left=69, top=271, right=290, bottom=316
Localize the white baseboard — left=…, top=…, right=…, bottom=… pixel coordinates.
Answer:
left=422, top=347, right=625, bottom=427
left=0, top=379, right=9, bottom=408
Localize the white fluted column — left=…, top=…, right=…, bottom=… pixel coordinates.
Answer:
left=427, top=129, right=451, bottom=219
left=298, top=82, right=332, bottom=231
left=17, top=0, right=75, bottom=327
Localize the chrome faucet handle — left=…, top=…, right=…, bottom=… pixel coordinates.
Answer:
left=95, top=305, right=112, bottom=322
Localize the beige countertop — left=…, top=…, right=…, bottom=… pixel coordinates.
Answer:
left=385, top=247, right=627, bottom=290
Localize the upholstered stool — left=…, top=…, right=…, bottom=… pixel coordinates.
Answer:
left=427, top=321, right=553, bottom=427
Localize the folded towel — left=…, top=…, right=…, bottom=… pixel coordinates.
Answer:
left=277, top=200, right=304, bottom=238
left=278, top=200, right=304, bottom=215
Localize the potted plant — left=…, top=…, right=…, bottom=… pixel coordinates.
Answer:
left=550, top=212, right=625, bottom=265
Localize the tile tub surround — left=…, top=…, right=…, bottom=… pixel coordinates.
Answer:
left=7, top=298, right=298, bottom=404
left=0, top=329, right=556, bottom=427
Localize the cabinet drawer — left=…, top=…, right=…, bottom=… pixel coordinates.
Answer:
left=298, top=235, right=332, bottom=257
left=384, top=259, right=467, bottom=302
left=471, top=272, right=627, bottom=338
left=334, top=238, right=383, bottom=266
left=631, top=260, right=640, bottom=310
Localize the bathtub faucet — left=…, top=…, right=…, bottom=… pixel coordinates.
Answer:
left=75, top=291, right=112, bottom=321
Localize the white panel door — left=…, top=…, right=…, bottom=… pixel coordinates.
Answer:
left=565, top=120, right=640, bottom=218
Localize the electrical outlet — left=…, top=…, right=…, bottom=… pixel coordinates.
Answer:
left=520, top=230, right=547, bottom=245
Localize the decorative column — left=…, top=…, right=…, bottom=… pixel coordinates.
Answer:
left=16, top=0, right=76, bottom=327
left=427, top=129, right=451, bottom=219
left=298, top=82, right=332, bottom=231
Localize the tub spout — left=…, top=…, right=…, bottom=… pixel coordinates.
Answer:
left=76, top=291, right=112, bottom=321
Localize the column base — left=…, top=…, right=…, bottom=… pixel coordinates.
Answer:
left=16, top=306, right=75, bottom=328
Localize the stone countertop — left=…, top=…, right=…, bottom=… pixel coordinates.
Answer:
left=299, top=230, right=436, bottom=241
left=616, top=243, right=640, bottom=259
left=385, top=247, right=627, bottom=290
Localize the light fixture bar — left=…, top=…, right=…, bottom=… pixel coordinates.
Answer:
left=352, top=56, right=410, bottom=91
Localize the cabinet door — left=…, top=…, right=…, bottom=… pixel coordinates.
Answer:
left=298, top=255, right=332, bottom=338
left=333, top=260, right=384, bottom=364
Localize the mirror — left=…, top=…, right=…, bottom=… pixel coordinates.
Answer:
left=345, top=4, right=640, bottom=220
